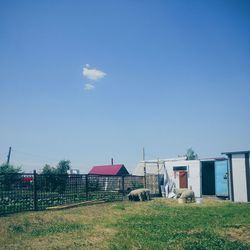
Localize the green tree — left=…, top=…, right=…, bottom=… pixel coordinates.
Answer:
left=0, top=164, right=22, bottom=190
left=41, top=161, right=71, bottom=175
left=0, top=163, right=22, bottom=174
left=40, top=160, right=71, bottom=193
left=41, top=164, right=56, bottom=174
left=186, top=148, right=198, bottom=160
left=56, top=160, right=71, bottom=174
left=39, top=164, right=56, bottom=191
left=55, top=160, right=71, bottom=193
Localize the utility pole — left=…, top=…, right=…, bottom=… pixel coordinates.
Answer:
left=7, top=147, right=12, bottom=165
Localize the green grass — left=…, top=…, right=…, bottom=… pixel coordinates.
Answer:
left=0, top=198, right=249, bottom=250
left=8, top=221, right=87, bottom=237
left=110, top=201, right=250, bottom=249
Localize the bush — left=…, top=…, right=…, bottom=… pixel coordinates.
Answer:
left=0, top=164, right=22, bottom=191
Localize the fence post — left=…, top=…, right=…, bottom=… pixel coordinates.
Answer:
left=122, top=176, right=125, bottom=199
left=158, top=174, right=161, bottom=196
left=85, top=174, right=89, bottom=201
left=157, top=160, right=161, bottom=196
left=33, top=170, right=38, bottom=211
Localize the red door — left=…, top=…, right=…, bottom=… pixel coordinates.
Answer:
left=179, top=171, right=188, bottom=188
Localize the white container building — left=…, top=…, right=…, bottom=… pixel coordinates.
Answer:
left=222, top=151, right=250, bottom=202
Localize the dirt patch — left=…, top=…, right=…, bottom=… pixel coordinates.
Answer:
left=223, top=226, right=250, bottom=244
left=86, top=227, right=116, bottom=245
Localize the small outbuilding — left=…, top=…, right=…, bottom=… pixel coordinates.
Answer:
left=222, top=150, right=250, bottom=202
left=89, top=164, right=129, bottom=176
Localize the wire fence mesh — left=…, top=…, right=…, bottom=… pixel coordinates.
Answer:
left=0, top=172, right=158, bottom=215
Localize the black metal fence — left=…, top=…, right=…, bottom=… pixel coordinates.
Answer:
left=0, top=172, right=148, bottom=215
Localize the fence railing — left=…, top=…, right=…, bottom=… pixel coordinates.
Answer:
left=0, top=172, right=155, bottom=215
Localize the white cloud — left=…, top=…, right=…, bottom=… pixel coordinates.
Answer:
left=82, top=65, right=106, bottom=81
left=84, top=83, right=95, bottom=91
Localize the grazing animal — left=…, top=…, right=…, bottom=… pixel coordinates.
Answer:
left=179, top=190, right=195, bottom=203
left=174, top=188, right=188, bottom=198
left=128, top=188, right=150, bottom=201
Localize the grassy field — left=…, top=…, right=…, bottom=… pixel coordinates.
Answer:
left=0, top=198, right=249, bottom=250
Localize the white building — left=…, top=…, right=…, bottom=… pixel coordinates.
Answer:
left=222, top=151, right=250, bottom=202
left=133, top=156, right=229, bottom=199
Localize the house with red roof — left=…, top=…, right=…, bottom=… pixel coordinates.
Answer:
left=88, top=164, right=129, bottom=176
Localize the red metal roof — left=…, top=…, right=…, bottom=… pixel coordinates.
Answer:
left=88, top=164, right=128, bottom=176
left=22, top=177, right=33, bottom=182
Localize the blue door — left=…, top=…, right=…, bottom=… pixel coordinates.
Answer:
left=215, top=160, right=229, bottom=197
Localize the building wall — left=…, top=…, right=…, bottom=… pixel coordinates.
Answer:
left=231, top=154, right=248, bottom=202
left=133, top=162, right=159, bottom=176
left=165, top=160, right=201, bottom=198
left=133, top=160, right=201, bottom=198
left=249, top=156, right=250, bottom=200
left=248, top=156, right=250, bottom=202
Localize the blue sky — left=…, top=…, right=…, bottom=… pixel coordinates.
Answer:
left=0, top=0, right=250, bottom=173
